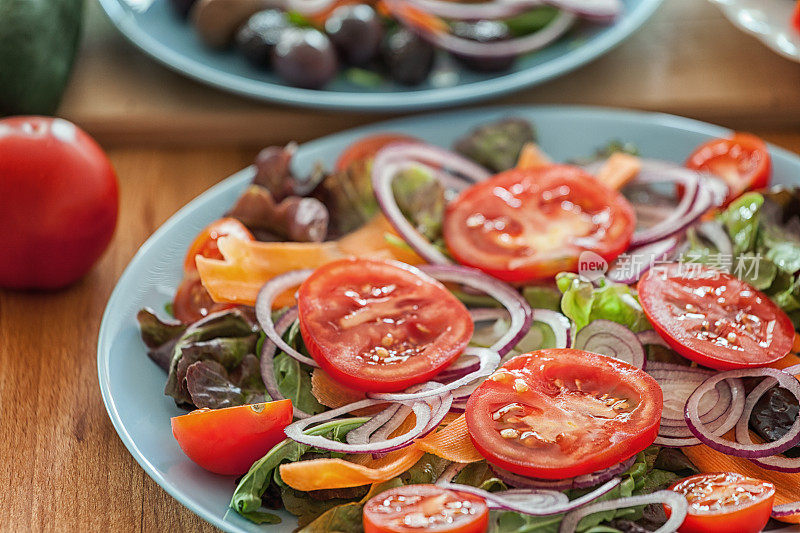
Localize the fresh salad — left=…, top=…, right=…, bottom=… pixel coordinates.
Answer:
left=172, top=0, right=622, bottom=89
left=137, top=117, right=800, bottom=533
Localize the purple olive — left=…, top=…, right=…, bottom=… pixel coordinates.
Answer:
left=236, top=10, right=291, bottom=68
left=324, top=5, right=384, bottom=66
left=380, top=27, right=435, bottom=86
left=272, top=28, right=339, bottom=89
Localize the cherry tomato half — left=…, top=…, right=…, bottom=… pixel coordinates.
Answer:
left=335, top=133, right=418, bottom=171
left=0, top=117, right=118, bottom=289
left=173, top=275, right=236, bottom=324
left=638, top=263, right=794, bottom=370
left=686, top=133, right=771, bottom=205
left=297, top=258, right=473, bottom=392
left=183, top=217, right=253, bottom=273
left=363, top=484, right=489, bottom=533
left=443, top=165, right=635, bottom=283
left=171, top=400, right=293, bottom=476
left=465, top=349, right=662, bottom=479
left=665, top=472, right=775, bottom=533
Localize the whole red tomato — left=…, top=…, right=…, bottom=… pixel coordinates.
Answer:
left=0, top=117, right=119, bottom=289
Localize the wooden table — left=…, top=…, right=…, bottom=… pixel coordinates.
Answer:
left=2, top=0, right=800, bottom=531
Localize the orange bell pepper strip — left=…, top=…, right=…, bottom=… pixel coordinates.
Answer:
left=594, top=152, right=641, bottom=191
left=416, top=414, right=484, bottom=463
left=196, top=215, right=422, bottom=308
left=515, top=143, right=552, bottom=170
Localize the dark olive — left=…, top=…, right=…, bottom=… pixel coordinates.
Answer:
left=380, top=27, right=435, bottom=86
left=750, top=386, right=800, bottom=458
left=324, top=5, right=384, bottom=66
left=450, top=20, right=516, bottom=72
left=235, top=10, right=291, bottom=68
left=272, top=28, right=339, bottom=89
left=170, top=0, right=197, bottom=19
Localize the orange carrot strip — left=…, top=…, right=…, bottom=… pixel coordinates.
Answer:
left=516, top=143, right=552, bottom=169
left=390, top=1, right=448, bottom=34
left=196, top=215, right=422, bottom=307
left=279, top=445, right=425, bottom=490
left=416, top=414, right=484, bottom=463
left=594, top=152, right=641, bottom=190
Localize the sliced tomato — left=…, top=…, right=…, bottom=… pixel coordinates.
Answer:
left=637, top=263, right=794, bottom=370
left=443, top=165, right=636, bottom=283
left=793, top=1, right=800, bottom=34
left=665, top=472, right=775, bottom=533
left=297, top=258, right=473, bottom=392
left=171, top=400, right=293, bottom=476
left=685, top=133, right=771, bottom=204
left=173, top=275, right=236, bottom=324
left=183, top=217, right=254, bottom=273
left=335, top=133, right=418, bottom=171
left=465, top=349, right=662, bottom=480
left=363, top=484, right=489, bottom=533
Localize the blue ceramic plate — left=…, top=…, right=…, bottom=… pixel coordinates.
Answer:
left=98, top=106, right=800, bottom=533
left=97, top=0, right=662, bottom=111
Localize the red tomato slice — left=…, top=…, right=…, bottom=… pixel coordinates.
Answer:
left=665, top=472, right=775, bottom=533
left=685, top=133, right=771, bottom=204
left=173, top=275, right=236, bottom=324
left=335, top=133, right=418, bottom=171
left=637, top=263, right=794, bottom=370
left=363, top=484, right=489, bottom=533
left=465, top=349, right=662, bottom=480
left=793, top=1, right=800, bottom=34
left=171, top=400, right=293, bottom=476
left=443, top=165, right=635, bottom=283
left=183, top=217, right=254, bottom=273
left=297, top=258, right=473, bottom=392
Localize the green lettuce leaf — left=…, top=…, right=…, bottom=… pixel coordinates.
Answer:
left=556, top=274, right=649, bottom=332
left=720, top=192, right=763, bottom=254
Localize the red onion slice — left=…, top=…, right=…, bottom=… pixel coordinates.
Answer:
left=573, top=319, right=645, bottom=369
left=490, top=455, right=636, bottom=491
left=686, top=368, right=800, bottom=458
left=346, top=403, right=403, bottom=445
left=438, top=462, right=467, bottom=483
left=532, top=309, right=571, bottom=349
left=405, top=0, right=621, bottom=21
left=260, top=306, right=312, bottom=420
left=636, top=330, right=670, bottom=348
left=654, top=436, right=702, bottom=448
left=368, top=347, right=500, bottom=402
left=558, top=491, right=688, bottom=533
left=772, top=502, right=800, bottom=518
left=438, top=478, right=620, bottom=516
left=387, top=0, right=578, bottom=58
left=254, top=269, right=318, bottom=368
left=420, top=265, right=533, bottom=357
left=696, top=220, right=733, bottom=260
left=372, top=143, right=490, bottom=265
left=284, top=397, right=433, bottom=454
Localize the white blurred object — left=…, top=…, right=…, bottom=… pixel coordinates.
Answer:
left=709, top=0, right=800, bottom=62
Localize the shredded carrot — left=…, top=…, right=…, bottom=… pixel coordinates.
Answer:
left=793, top=333, right=800, bottom=354
left=516, top=143, right=552, bottom=169
left=311, top=368, right=377, bottom=416
left=771, top=351, right=800, bottom=371
left=389, top=1, right=448, bottom=34
left=416, top=414, right=483, bottom=463
left=280, top=445, right=425, bottom=490
left=196, top=215, right=422, bottom=307
left=594, top=152, right=641, bottom=190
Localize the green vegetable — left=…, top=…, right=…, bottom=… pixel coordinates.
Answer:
left=505, top=7, right=559, bottom=36
left=231, top=418, right=368, bottom=524
left=454, top=118, right=537, bottom=172
left=272, top=320, right=325, bottom=415
left=0, top=0, right=83, bottom=115
left=298, top=479, right=403, bottom=533
left=556, top=273, right=649, bottom=332
left=392, top=165, right=446, bottom=242
left=400, top=453, right=451, bottom=485
left=136, top=308, right=186, bottom=348
left=523, top=285, right=563, bottom=312
left=720, top=192, right=763, bottom=254
left=345, top=67, right=384, bottom=88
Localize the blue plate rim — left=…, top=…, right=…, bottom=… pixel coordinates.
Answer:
left=96, top=0, right=663, bottom=111
left=98, top=104, right=800, bottom=532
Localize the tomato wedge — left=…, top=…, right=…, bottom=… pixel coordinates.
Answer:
left=665, top=472, right=775, bottom=533
left=335, top=133, right=418, bottom=172
left=184, top=217, right=254, bottom=273
left=465, top=349, right=662, bottom=479
left=297, top=259, right=473, bottom=392
left=685, top=133, right=771, bottom=204
left=363, top=484, right=489, bottom=533
left=638, top=263, right=794, bottom=370
left=443, top=165, right=635, bottom=282
left=171, top=400, right=293, bottom=476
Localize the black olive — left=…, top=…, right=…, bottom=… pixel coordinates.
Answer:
left=235, top=10, right=291, bottom=69
left=749, top=386, right=800, bottom=458
left=272, top=28, right=339, bottom=89
left=380, top=27, right=435, bottom=86
left=170, top=0, right=197, bottom=19
left=324, top=5, right=384, bottom=66
left=450, top=20, right=517, bottom=72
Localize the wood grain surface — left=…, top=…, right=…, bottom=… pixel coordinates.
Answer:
left=61, top=0, right=800, bottom=147
left=2, top=133, right=800, bottom=532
